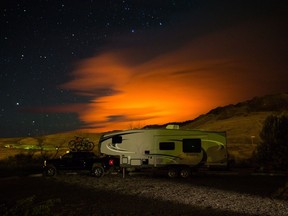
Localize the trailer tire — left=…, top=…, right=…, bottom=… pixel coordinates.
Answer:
left=92, top=166, right=104, bottom=178
left=167, top=167, right=178, bottom=178
left=180, top=168, right=191, bottom=178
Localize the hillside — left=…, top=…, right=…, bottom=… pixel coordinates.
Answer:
left=180, top=93, right=288, bottom=143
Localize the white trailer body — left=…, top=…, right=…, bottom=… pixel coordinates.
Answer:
left=99, top=128, right=228, bottom=172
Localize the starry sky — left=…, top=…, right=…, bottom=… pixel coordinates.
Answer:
left=1, top=0, right=288, bottom=137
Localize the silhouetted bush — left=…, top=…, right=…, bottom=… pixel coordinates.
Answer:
left=0, top=195, right=60, bottom=216
left=0, top=153, right=44, bottom=177
left=0, top=153, right=42, bottom=167
left=253, top=114, right=288, bottom=170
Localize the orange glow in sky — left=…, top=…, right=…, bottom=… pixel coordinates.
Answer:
left=61, top=19, right=288, bottom=132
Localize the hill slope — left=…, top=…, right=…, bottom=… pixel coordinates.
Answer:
left=180, top=93, right=288, bottom=144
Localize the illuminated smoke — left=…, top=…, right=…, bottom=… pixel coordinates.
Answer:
left=62, top=18, right=288, bottom=132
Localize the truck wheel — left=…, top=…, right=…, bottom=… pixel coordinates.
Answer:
left=167, top=168, right=178, bottom=178
left=92, top=166, right=104, bottom=177
left=44, top=165, right=57, bottom=177
left=180, top=168, right=191, bottom=178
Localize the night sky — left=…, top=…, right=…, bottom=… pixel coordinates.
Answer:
left=1, top=0, right=288, bottom=137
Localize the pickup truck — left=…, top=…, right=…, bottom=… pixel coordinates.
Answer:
left=43, top=151, right=119, bottom=177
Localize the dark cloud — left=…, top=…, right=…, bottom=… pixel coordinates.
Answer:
left=107, top=115, right=128, bottom=123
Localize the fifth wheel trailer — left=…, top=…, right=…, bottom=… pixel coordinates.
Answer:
left=99, top=126, right=228, bottom=177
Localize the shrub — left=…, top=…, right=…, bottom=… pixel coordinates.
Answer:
left=253, top=114, right=288, bottom=170
left=3, top=153, right=43, bottom=167
left=0, top=195, right=60, bottom=216
left=0, top=153, right=45, bottom=177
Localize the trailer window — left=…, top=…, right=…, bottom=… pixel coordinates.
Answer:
left=112, top=135, right=122, bottom=144
left=159, top=142, right=175, bottom=150
left=182, top=139, right=201, bottom=153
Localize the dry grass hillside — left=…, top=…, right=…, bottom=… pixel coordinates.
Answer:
left=1, top=93, right=288, bottom=163
left=179, top=93, right=288, bottom=162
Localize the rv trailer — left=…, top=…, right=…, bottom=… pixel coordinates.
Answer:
left=99, top=126, right=228, bottom=177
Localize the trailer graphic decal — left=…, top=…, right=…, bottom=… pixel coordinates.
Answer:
left=106, top=143, right=135, bottom=154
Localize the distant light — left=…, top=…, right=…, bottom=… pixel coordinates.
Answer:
left=166, top=124, right=179, bottom=129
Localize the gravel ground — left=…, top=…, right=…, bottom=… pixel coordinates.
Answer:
left=54, top=172, right=288, bottom=216
left=1, top=173, right=287, bottom=216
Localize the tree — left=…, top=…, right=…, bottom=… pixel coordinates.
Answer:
left=254, top=114, right=288, bottom=170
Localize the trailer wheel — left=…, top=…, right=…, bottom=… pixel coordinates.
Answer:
left=180, top=168, right=191, bottom=178
left=92, top=166, right=104, bottom=178
left=167, top=168, right=178, bottom=178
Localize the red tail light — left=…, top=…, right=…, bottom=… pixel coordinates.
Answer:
left=109, top=159, right=114, bottom=166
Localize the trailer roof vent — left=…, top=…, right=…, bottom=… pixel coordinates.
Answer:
left=166, top=124, right=179, bottom=129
